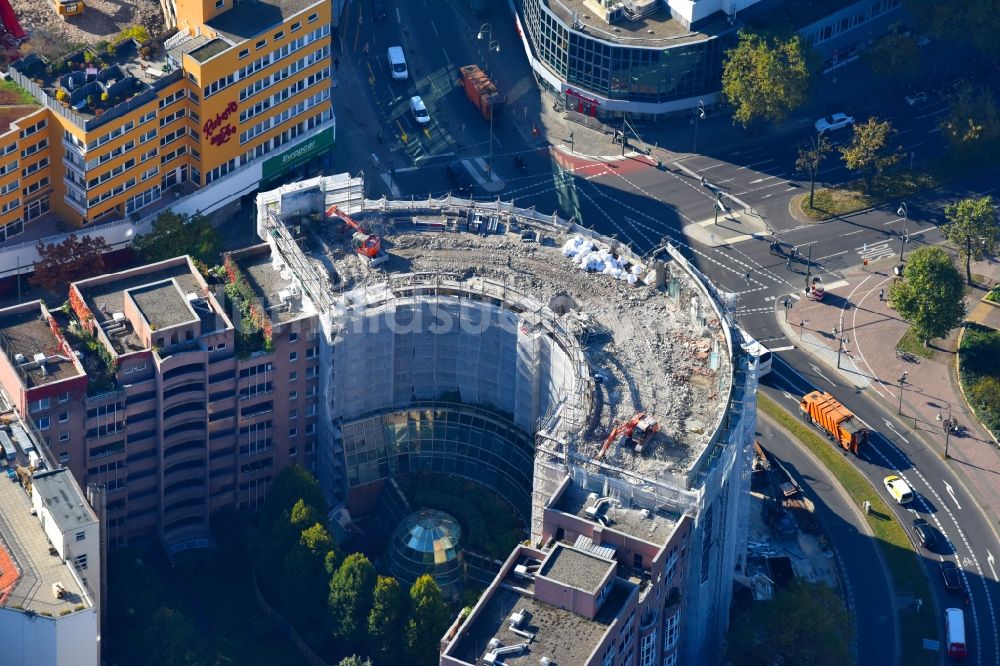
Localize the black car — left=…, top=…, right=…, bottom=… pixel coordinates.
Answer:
left=373, top=0, right=387, bottom=21
left=940, top=561, right=961, bottom=592
left=912, top=518, right=937, bottom=548
left=445, top=163, right=474, bottom=195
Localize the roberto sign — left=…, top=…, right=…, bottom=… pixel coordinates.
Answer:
left=204, top=101, right=238, bottom=147
left=261, top=127, right=334, bottom=182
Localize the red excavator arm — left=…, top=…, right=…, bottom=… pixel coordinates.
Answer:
left=596, top=412, right=658, bottom=461
left=326, top=204, right=382, bottom=259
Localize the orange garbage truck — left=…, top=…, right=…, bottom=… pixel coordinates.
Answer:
left=799, top=390, right=868, bottom=454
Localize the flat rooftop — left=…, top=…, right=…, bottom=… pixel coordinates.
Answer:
left=449, top=554, right=633, bottom=666
left=188, top=38, right=230, bottom=63
left=0, top=465, right=88, bottom=614
left=540, top=544, right=614, bottom=593
left=235, top=248, right=312, bottom=324
left=129, top=280, right=198, bottom=330
left=317, top=221, right=732, bottom=480
left=207, top=0, right=321, bottom=41
left=0, top=307, right=82, bottom=388
left=32, top=470, right=98, bottom=534
left=537, top=0, right=731, bottom=46
left=78, top=260, right=228, bottom=354
left=556, top=481, right=679, bottom=545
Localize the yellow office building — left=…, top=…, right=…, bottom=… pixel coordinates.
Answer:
left=0, top=0, right=333, bottom=242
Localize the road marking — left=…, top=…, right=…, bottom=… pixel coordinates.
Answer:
left=782, top=391, right=793, bottom=401
left=442, top=47, right=452, bottom=66
left=945, top=482, right=962, bottom=510
left=882, top=418, right=910, bottom=444
left=842, top=229, right=864, bottom=236
left=769, top=345, right=796, bottom=352
left=989, top=551, right=997, bottom=581
left=824, top=279, right=849, bottom=290
left=743, top=159, right=774, bottom=168
left=908, top=225, right=937, bottom=238
left=396, top=7, right=402, bottom=22
left=430, top=20, right=439, bottom=36
left=810, top=364, right=835, bottom=387
left=817, top=250, right=849, bottom=260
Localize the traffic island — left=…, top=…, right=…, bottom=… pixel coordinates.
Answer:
left=758, top=393, right=938, bottom=666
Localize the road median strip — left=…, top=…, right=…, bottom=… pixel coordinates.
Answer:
left=758, top=393, right=938, bottom=665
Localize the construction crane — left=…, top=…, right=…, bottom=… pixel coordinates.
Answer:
left=596, top=412, right=659, bottom=461
left=326, top=204, right=388, bottom=266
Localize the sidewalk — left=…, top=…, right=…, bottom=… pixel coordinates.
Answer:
left=775, top=256, right=1000, bottom=520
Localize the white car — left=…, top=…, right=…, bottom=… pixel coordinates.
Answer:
left=409, top=96, right=430, bottom=125
left=815, top=113, right=855, bottom=134
left=883, top=474, right=914, bottom=505
left=905, top=91, right=927, bottom=106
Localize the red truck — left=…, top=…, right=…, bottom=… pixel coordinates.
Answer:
left=460, top=64, right=503, bottom=121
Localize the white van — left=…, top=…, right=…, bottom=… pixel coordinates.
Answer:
left=387, top=46, right=408, bottom=80
left=946, top=608, right=967, bottom=659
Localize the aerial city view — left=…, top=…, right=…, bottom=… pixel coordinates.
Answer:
left=0, top=0, right=997, bottom=664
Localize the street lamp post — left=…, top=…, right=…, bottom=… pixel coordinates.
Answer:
left=476, top=26, right=500, bottom=175
left=835, top=316, right=850, bottom=369
left=693, top=100, right=705, bottom=153
left=897, top=371, right=908, bottom=415
left=897, top=202, right=908, bottom=262
left=937, top=409, right=958, bottom=458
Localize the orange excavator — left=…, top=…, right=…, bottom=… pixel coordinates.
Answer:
left=596, top=412, right=659, bottom=461
left=326, top=204, right=388, bottom=266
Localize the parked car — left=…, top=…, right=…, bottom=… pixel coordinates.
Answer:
left=373, top=0, right=387, bottom=20
left=912, top=518, right=937, bottom=548
left=815, top=113, right=855, bottom=134
left=905, top=90, right=928, bottom=106
left=940, top=560, right=961, bottom=592
left=883, top=474, right=914, bottom=505
left=409, top=95, right=430, bottom=125
left=445, top=163, right=474, bottom=194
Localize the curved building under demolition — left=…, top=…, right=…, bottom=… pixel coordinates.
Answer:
left=251, top=175, right=758, bottom=666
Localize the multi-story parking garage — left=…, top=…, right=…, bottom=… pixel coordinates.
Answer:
left=252, top=175, right=759, bottom=665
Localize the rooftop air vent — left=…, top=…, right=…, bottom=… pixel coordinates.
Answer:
left=112, top=312, right=127, bottom=323
left=33, top=352, right=46, bottom=364
left=14, top=353, right=25, bottom=364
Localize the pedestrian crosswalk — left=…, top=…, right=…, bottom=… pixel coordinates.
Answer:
left=856, top=239, right=895, bottom=263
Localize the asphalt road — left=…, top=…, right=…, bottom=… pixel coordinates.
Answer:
left=763, top=357, right=1000, bottom=666
left=756, top=412, right=896, bottom=664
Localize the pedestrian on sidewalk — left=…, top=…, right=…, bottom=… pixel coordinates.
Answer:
left=879, top=288, right=885, bottom=302
left=746, top=271, right=751, bottom=283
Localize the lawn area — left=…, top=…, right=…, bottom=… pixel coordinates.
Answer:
left=957, top=322, right=1000, bottom=440
left=896, top=327, right=936, bottom=360
left=798, top=170, right=940, bottom=221
left=106, top=517, right=307, bottom=666
left=758, top=394, right=938, bottom=666
left=0, top=79, right=37, bottom=105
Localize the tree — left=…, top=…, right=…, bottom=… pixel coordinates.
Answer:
left=337, top=657, right=373, bottom=666
left=328, top=553, right=377, bottom=648
left=32, top=233, right=109, bottom=291
left=143, top=607, right=209, bottom=666
left=721, top=31, right=810, bottom=128
left=905, top=0, right=1000, bottom=62
left=940, top=83, right=1000, bottom=151
left=726, top=580, right=851, bottom=666
left=260, top=464, right=327, bottom=527
left=795, top=134, right=832, bottom=209
left=281, top=521, right=337, bottom=626
left=867, top=33, right=920, bottom=84
left=839, top=117, right=901, bottom=193
left=368, top=576, right=407, bottom=665
left=889, top=246, right=966, bottom=346
left=943, top=195, right=998, bottom=285
left=405, top=575, right=452, bottom=666
left=132, top=210, right=221, bottom=265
